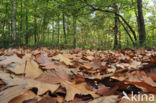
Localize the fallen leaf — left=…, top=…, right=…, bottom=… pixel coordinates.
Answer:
left=38, top=70, right=98, bottom=101
left=0, top=84, right=27, bottom=103
left=0, top=54, right=22, bottom=66
left=7, top=54, right=43, bottom=78
left=80, top=65, right=92, bottom=69
left=57, top=95, right=64, bottom=103
left=38, top=95, right=57, bottom=103
left=88, top=95, right=118, bottom=103
left=83, top=56, right=94, bottom=61
left=9, top=90, right=36, bottom=103
left=0, top=72, right=59, bottom=95
left=36, top=54, right=52, bottom=65
left=53, top=54, right=73, bottom=65
left=96, top=84, right=118, bottom=96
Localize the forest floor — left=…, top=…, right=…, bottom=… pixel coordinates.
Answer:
left=0, top=47, right=156, bottom=103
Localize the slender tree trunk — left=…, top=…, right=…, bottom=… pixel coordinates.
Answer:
left=25, top=1, right=29, bottom=45
left=19, top=0, right=23, bottom=45
left=52, top=21, right=55, bottom=45
left=137, top=0, right=146, bottom=44
left=63, top=13, right=67, bottom=44
left=2, top=3, right=8, bottom=47
left=2, top=18, right=5, bottom=47
left=34, top=16, right=37, bottom=45
left=119, top=31, right=121, bottom=48
left=73, top=16, right=77, bottom=49
left=57, top=15, right=60, bottom=48
left=20, top=0, right=23, bottom=31
left=12, top=0, right=16, bottom=46
left=34, top=3, right=37, bottom=45
left=42, top=16, right=46, bottom=42
left=48, top=28, right=50, bottom=42
left=113, top=4, right=119, bottom=49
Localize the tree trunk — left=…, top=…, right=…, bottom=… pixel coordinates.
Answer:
left=57, top=15, right=60, bottom=48
left=19, top=0, right=23, bottom=45
left=20, top=0, right=23, bottom=31
left=52, top=20, right=55, bottom=45
left=42, top=16, right=46, bottom=42
left=34, top=3, right=37, bottom=45
left=63, top=13, right=67, bottom=44
left=137, top=0, right=146, bottom=44
left=25, top=0, right=29, bottom=45
left=34, top=15, right=37, bottom=45
left=2, top=3, right=8, bottom=47
left=73, top=16, right=77, bottom=49
left=12, top=0, right=16, bottom=46
left=113, top=4, right=119, bottom=49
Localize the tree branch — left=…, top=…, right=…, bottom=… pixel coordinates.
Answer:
left=119, top=19, right=135, bottom=46
left=83, top=0, right=137, bottom=41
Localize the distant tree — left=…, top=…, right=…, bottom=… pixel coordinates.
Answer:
left=11, top=0, right=16, bottom=45
left=25, top=0, right=29, bottom=45
left=137, top=0, right=146, bottom=44
left=113, top=3, right=119, bottom=49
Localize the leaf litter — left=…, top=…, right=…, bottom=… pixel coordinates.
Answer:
left=0, top=48, right=156, bottom=103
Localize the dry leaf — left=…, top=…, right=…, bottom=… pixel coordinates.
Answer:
left=7, top=54, right=43, bottom=79
left=0, top=72, right=59, bottom=95
left=38, top=94, right=57, bottom=103
left=37, top=54, right=52, bottom=65
left=96, top=84, right=118, bottom=96
left=80, top=65, right=92, bottom=69
left=85, top=56, right=94, bottom=61
left=53, top=54, right=73, bottom=65
left=0, top=84, right=27, bottom=103
left=9, top=90, right=36, bottom=103
left=0, top=54, right=22, bottom=66
left=38, top=70, right=98, bottom=101
left=64, top=82, right=98, bottom=101
left=89, top=95, right=118, bottom=103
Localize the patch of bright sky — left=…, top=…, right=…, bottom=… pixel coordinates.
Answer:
left=144, top=0, right=155, bottom=18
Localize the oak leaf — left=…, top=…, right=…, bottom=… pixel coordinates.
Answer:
left=0, top=84, right=27, bottom=103
left=9, top=90, right=36, bottom=103
left=53, top=54, right=73, bottom=65
left=0, top=72, right=59, bottom=95
left=38, top=70, right=98, bottom=101
left=7, top=54, right=43, bottom=79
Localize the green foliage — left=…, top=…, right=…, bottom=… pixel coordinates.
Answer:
left=0, top=0, right=155, bottom=49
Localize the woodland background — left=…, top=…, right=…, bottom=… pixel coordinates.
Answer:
left=0, top=0, right=155, bottom=49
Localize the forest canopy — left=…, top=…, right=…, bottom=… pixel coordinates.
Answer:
left=0, top=0, right=155, bottom=49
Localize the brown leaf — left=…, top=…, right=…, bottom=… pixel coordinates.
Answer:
left=57, top=95, right=64, bottom=103
left=42, top=62, right=67, bottom=70
left=53, top=54, right=73, bottom=65
left=7, top=54, right=43, bottom=79
left=38, top=95, right=57, bottom=103
left=9, top=90, right=36, bottom=103
left=36, top=54, right=52, bottom=65
left=96, top=84, right=118, bottom=96
left=0, top=54, right=22, bottom=66
left=37, top=70, right=98, bottom=101
left=88, top=95, right=118, bottom=103
left=80, top=65, right=92, bottom=70
left=84, top=56, right=94, bottom=61
left=0, top=72, right=59, bottom=95
left=126, top=81, right=156, bottom=93
left=0, top=84, right=28, bottom=103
